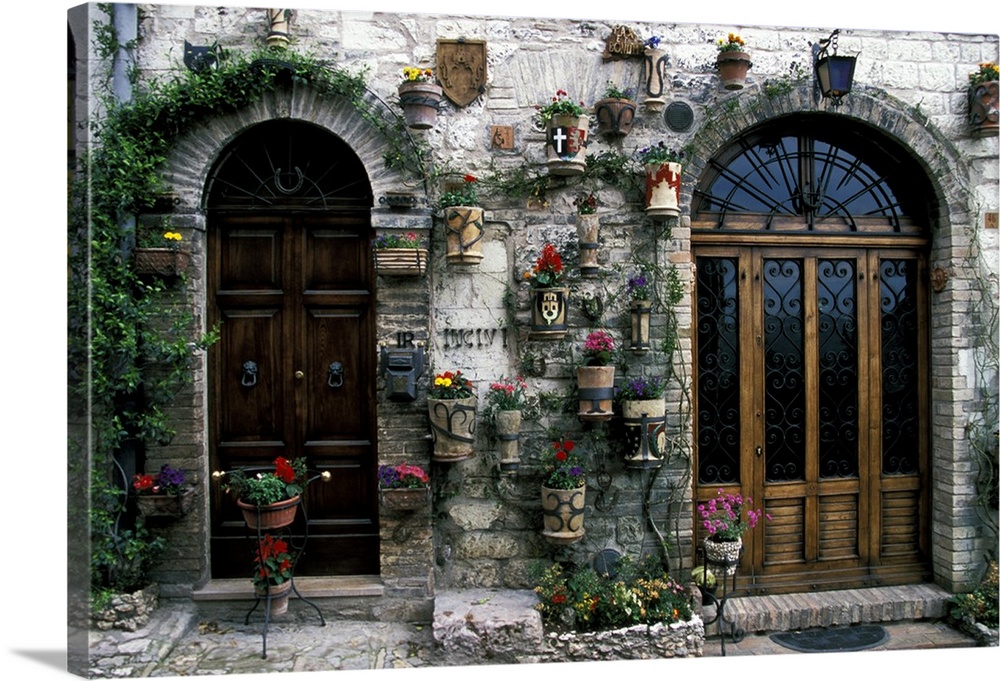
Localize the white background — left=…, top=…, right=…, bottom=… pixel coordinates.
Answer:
left=4, top=2, right=997, bottom=680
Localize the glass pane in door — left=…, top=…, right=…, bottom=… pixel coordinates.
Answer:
left=817, top=259, right=859, bottom=478
left=880, top=259, right=920, bottom=475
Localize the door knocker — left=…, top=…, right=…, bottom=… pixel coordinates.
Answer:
left=241, top=360, right=259, bottom=388
left=327, top=361, right=345, bottom=388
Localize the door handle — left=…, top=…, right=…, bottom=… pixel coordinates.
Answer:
left=294, top=370, right=305, bottom=380
left=328, top=361, right=344, bottom=388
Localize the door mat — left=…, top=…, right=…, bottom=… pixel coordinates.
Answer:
left=769, top=625, right=889, bottom=653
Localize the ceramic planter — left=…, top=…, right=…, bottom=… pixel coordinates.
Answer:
left=703, top=536, right=743, bottom=576
left=642, top=47, right=669, bottom=112
left=495, top=409, right=522, bottom=472
left=545, top=113, right=589, bottom=176
left=541, top=484, right=586, bottom=544
left=398, top=81, right=444, bottom=130
left=645, top=162, right=682, bottom=219
left=379, top=486, right=430, bottom=511
left=594, top=98, right=636, bottom=137
left=374, top=248, right=428, bottom=276
left=621, top=398, right=666, bottom=469
left=576, top=214, right=600, bottom=277
left=716, top=51, right=751, bottom=90
left=443, top=206, right=485, bottom=265
left=238, top=495, right=301, bottom=530
left=428, top=396, right=477, bottom=462
left=530, top=287, right=569, bottom=339
left=577, top=365, right=615, bottom=422
left=969, top=80, right=999, bottom=137
left=629, top=299, right=652, bottom=351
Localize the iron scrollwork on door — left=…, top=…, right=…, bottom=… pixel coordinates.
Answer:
left=241, top=360, right=259, bottom=388
left=327, top=362, right=345, bottom=389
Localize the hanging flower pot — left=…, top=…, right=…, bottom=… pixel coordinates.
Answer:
left=575, top=208, right=600, bottom=277
left=379, top=486, right=430, bottom=511
left=629, top=299, right=652, bottom=351
left=136, top=487, right=195, bottom=518
left=530, top=287, right=570, bottom=338
left=398, top=68, right=444, bottom=130
left=576, top=365, right=615, bottom=422
left=373, top=247, right=428, bottom=276
left=133, top=247, right=190, bottom=277
left=443, top=206, right=485, bottom=265
left=703, top=536, right=743, bottom=576
left=427, top=370, right=477, bottom=463
left=495, top=409, right=523, bottom=472
left=645, top=161, right=682, bottom=219
left=594, top=86, right=637, bottom=138
left=541, top=484, right=587, bottom=544
left=545, top=113, right=589, bottom=176
left=238, top=495, right=301, bottom=530
left=715, top=34, right=751, bottom=91
left=377, top=463, right=430, bottom=511
left=641, top=39, right=668, bottom=112
left=621, top=397, right=666, bottom=469
left=968, top=63, right=999, bottom=137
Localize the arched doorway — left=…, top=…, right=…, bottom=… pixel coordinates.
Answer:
left=691, top=114, right=934, bottom=593
left=206, top=119, right=379, bottom=578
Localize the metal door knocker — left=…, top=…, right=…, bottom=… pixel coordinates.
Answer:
left=327, top=362, right=344, bottom=388
left=241, top=360, right=259, bottom=388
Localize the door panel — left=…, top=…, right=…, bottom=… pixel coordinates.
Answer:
left=210, top=213, right=378, bottom=578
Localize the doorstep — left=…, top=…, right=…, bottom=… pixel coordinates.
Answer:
left=192, top=575, right=384, bottom=601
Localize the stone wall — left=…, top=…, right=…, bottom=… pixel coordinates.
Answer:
left=81, top=4, right=999, bottom=602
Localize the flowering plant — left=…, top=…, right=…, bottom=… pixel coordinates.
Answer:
left=602, top=81, right=633, bottom=100
left=536, top=89, right=586, bottom=122
left=540, top=437, right=585, bottom=490
left=637, top=142, right=684, bottom=165
left=616, top=375, right=665, bottom=401
left=132, top=464, right=186, bottom=495
left=428, top=370, right=475, bottom=399
left=486, top=375, right=529, bottom=411
left=251, top=534, right=294, bottom=590
left=969, top=62, right=999, bottom=86
left=582, top=329, right=615, bottom=366
left=223, top=456, right=308, bottom=507
left=645, top=35, right=661, bottom=51
left=378, top=462, right=430, bottom=489
left=372, top=232, right=421, bottom=249
left=716, top=33, right=746, bottom=53
left=699, top=488, right=769, bottom=541
left=525, top=243, right=565, bottom=287
left=401, top=66, right=434, bottom=83
left=438, top=175, right=480, bottom=209
left=626, top=271, right=653, bottom=301
left=573, top=192, right=600, bottom=215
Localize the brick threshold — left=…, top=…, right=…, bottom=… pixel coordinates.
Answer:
left=192, top=575, right=384, bottom=601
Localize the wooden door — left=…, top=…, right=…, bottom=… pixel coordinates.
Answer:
left=693, top=245, right=930, bottom=593
left=208, top=212, right=378, bottom=578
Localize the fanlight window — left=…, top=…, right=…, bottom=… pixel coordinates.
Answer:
left=692, top=115, right=933, bottom=233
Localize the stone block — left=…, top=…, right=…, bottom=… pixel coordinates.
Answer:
left=433, top=589, right=544, bottom=664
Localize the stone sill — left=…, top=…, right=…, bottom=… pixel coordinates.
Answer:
left=192, top=576, right=384, bottom=601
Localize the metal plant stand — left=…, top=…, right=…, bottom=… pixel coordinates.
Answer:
left=697, top=544, right=746, bottom=656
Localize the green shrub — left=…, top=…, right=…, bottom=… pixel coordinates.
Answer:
left=950, top=560, right=999, bottom=628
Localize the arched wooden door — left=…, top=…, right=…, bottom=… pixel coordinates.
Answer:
left=206, top=120, right=379, bottom=578
left=691, top=116, right=933, bottom=593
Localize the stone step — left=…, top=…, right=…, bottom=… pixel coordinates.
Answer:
left=707, top=583, right=953, bottom=634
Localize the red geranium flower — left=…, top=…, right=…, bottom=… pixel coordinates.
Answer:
left=274, top=457, right=296, bottom=483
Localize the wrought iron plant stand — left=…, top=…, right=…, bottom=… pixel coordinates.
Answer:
left=697, top=543, right=746, bottom=656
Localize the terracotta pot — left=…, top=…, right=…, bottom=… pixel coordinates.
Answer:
left=398, top=81, right=444, bottom=129
left=254, top=579, right=292, bottom=616
left=703, top=536, right=743, bottom=576
left=629, top=299, right=652, bottom=351
left=495, top=409, right=522, bottom=472
left=428, top=396, right=477, bottom=462
left=545, top=113, right=589, bottom=176
left=716, top=51, right=751, bottom=90
left=379, top=486, right=430, bottom=511
left=576, top=214, right=599, bottom=277
left=969, top=80, right=999, bottom=137
left=136, top=488, right=194, bottom=518
left=594, top=98, right=636, bottom=137
left=642, top=47, right=668, bottom=111
left=238, top=495, right=301, bottom=530
left=645, top=162, right=682, bottom=219
left=577, top=365, right=615, bottom=422
left=374, top=248, right=428, bottom=276
left=541, top=484, right=586, bottom=544
left=530, top=287, right=569, bottom=338
left=621, top=398, right=666, bottom=469
left=443, top=206, right=485, bottom=265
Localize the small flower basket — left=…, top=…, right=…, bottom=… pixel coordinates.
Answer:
left=540, top=437, right=586, bottom=545
left=133, top=465, right=194, bottom=518
left=537, top=90, right=589, bottom=176
left=378, top=463, right=430, bottom=511
left=372, top=232, right=427, bottom=276
left=968, top=62, right=999, bottom=137
left=133, top=231, right=189, bottom=276
left=427, top=370, right=477, bottom=463
left=715, top=34, right=752, bottom=91
left=526, top=243, right=569, bottom=339
left=398, top=67, right=444, bottom=130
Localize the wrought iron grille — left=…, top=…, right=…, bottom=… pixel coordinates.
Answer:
left=880, top=259, right=921, bottom=475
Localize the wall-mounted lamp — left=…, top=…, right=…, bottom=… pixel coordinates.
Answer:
left=813, top=29, right=857, bottom=103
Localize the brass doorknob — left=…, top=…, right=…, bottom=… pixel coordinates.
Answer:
left=295, top=370, right=305, bottom=379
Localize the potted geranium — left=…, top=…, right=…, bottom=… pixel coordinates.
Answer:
left=574, top=192, right=601, bottom=277
left=132, top=464, right=194, bottom=518
left=439, top=175, right=485, bottom=265
left=427, top=369, right=477, bottom=463
left=539, top=436, right=586, bottom=544
left=968, top=62, right=999, bottom=137
left=698, top=488, right=768, bottom=575
left=594, top=81, right=637, bottom=138
left=485, top=375, right=530, bottom=471
left=251, top=534, right=295, bottom=616
left=536, top=89, right=589, bottom=176
left=715, top=33, right=752, bottom=90
left=133, top=229, right=189, bottom=277
left=526, top=243, right=569, bottom=338
left=626, top=271, right=654, bottom=350
left=222, top=456, right=309, bottom=530
left=577, top=329, right=616, bottom=422
left=372, top=232, right=428, bottom=276
left=397, top=66, right=443, bottom=129
left=616, top=375, right=666, bottom=469
left=377, top=462, right=430, bottom=511
left=637, top=143, right=683, bottom=219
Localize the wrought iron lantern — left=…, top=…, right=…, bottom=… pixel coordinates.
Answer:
left=813, top=29, right=857, bottom=102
